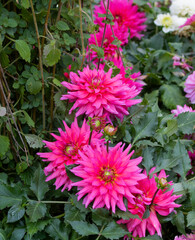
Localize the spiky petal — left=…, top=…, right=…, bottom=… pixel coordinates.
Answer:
left=37, top=118, right=103, bottom=191
left=184, top=71, right=195, bottom=104
left=71, top=143, right=146, bottom=213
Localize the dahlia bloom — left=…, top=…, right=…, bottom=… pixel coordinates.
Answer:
left=171, top=105, right=195, bottom=117
left=37, top=118, right=103, bottom=191
left=174, top=233, right=195, bottom=240
left=184, top=71, right=195, bottom=104
left=180, top=14, right=195, bottom=28
left=172, top=55, right=192, bottom=71
left=118, top=169, right=181, bottom=238
left=170, top=0, right=195, bottom=17
left=71, top=143, right=146, bottom=213
left=154, top=13, right=186, bottom=33
left=61, top=66, right=141, bottom=120
left=94, top=0, right=147, bottom=41
left=188, top=150, right=195, bottom=175
left=87, top=25, right=123, bottom=68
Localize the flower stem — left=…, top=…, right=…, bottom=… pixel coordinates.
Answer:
left=106, top=141, right=109, bottom=152
left=150, top=189, right=160, bottom=208
left=88, top=130, right=93, bottom=145
left=79, top=0, right=85, bottom=69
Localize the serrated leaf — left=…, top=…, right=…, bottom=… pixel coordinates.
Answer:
left=46, top=48, right=61, bottom=66
left=154, top=152, right=179, bottom=173
left=0, top=135, right=10, bottom=157
left=68, top=221, right=99, bottom=236
left=177, top=112, right=195, bottom=134
left=30, top=165, right=49, bottom=201
left=90, top=44, right=104, bottom=58
left=142, top=147, right=154, bottom=174
left=26, top=201, right=47, bottom=222
left=26, top=77, right=42, bottom=95
left=141, top=234, right=162, bottom=240
left=15, top=40, right=31, bottom=62
left=102, top=222, right=128, bottom=240
left=46, top=219, right=69, bottom=240
left=0, top=173, right=8, bottom=184
left=22, top=110, right=35, bottom=127
left=172, top=211, right=185, bottom=234
left=114, top=209, right=141, bottom=220
left=164, top=119, right=178, bottom=137
left=0, top=183, right=23, bottom=210
left=92, top=209, right=112, bottom=226
left=7, top=205, right=25, bottom=223
left=16, top=162, right=28, bottom=174
left=65, top=164, right=82, bottom=182
left=53, top=78, right=62, bottom=87
left=172, top=140, right=191, bottom=179
left=26, top=218, right=50, bottom=237
left=56, top=21, right=69, bottom=31
left=133, top=112, right=158, bottom=144
left=10, top=227, right=26, bottom=240
left=160, top=84, right=186, bottom=109
left=0, top=229, right=6, bottom=240
left=187, top=211, right=195, bottom=227
left=25, top=134, right=44, bottom=149
left=64, top=204, right=85, bottom=222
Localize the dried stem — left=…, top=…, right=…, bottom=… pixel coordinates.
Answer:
left=56, top=0, right=63, bottom=23
left=41, top=0, right=52, bottom=54
left=50, top=65, right=56, bottom=133
left=79, top=0, right=85, bottom=69
left=30, top=0, right=46, bottom=130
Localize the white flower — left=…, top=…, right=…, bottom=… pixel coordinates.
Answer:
left=154, top=13, right=186, bottom=33
left=170, top=0, right=195, bottom=17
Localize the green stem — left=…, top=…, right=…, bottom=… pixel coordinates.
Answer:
left=95, top=224, right=105, bottom=240
left=28, top=200, right=71, bottom=204
left=106, top=141, right=109, bottom=152
left=88, top=130, right=93, bottom=145
left=54, top=213, right=65, bottom=218
left=150, top=189, right=159, bottom=208
left=29, top=0, right=46, bottom=130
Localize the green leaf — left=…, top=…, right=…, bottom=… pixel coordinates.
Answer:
left=7, top=205, right=25, bottom=223
left=187, top=211, right=195, bottom=227
left=0, top=173, right=8, bottom=184
left=142, top=147, right=154, bottom=174
left=25, top=134, right=44, bottom=149
left=46, top=48, right=61, bottom=66
left=164, top=119, right=178, bottom=137
left=0, top=229, right=6, bottom=240
left=0, top=51, right=10, bottom=68
left=64, top=204, right=85, bottom=222
left=160, top=85, right=186, bottom=109
left=189, top=184, right=195, bottom=210
left=30, top=165, right=49, bottom=201
left=7, top=19, right=18, bottom=28
left=102, top=222, right=128, bottom=240
left=46, top=219, right=69, bottom=240
left=26, top=201, right=47, bottom=222
left=141, top=235, right=162, bottom=240
left=10, top=227, right=26, bottom=240
left=26, top=77, right=42, bottom=95
left=133, top=112, right=158, bottom=144
left=92, top=209, right=112, bottom=226
left=114, top=209, right=141, bottom=220
left=172, top=140, right=191, bottom=179
left=68, top=221, right=99, bottom=236
left=0, top=135, right=10, bottom=157
left=177, top=112, right=195, bottom=134
left=0, top=183, right=23, bottom=210
left=172, top=211, right=185, bottom=234
left=65, top=164, right=83, bottom=182
left=26, top=218, right=50, bottom=237
left=15, top=40, right=31, bottom=62
left=16, top=162, right=28, bottom=174
left=56, top=21, right=70, bottom=31
left=142, top=207, right=150, bottom=219
left=22, top=110, right=35, bottom=127
left=21, top=0, right=30, bottom=9
left=53, top=78, right=62, bottom=87
left=90, top=44, right=104, bottom=58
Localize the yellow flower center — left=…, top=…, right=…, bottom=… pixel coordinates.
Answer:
left=99, top=166, right=117, bottom=184
left=162, top=16, right=172, bottom=27
left=64, top=144, right=77, bottom=156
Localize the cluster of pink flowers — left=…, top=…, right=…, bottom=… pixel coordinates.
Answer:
left=175, top=233, right=195, bottom=240
left=173, top=55, right=192, bottom=72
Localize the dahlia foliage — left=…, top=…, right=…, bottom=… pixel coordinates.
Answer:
left=36, top=0, right=195, bottom=239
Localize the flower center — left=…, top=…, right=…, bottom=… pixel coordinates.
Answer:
left=91, top=77, right=101, bottom=87
left=162, top=16, right=172, bottom=27
left=99, top=166, right=116, bottom=183
left=64, top=144, right=77, bottom=156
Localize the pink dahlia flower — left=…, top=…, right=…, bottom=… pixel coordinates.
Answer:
left=174, top=233, right=195, bottom=240
left=118, top=169, right=181, bottom=238
left=184, top=71, right=195, bottom=104
left=94, top=0, right=147, bottom=41
left=188, top=150, right=195, bottom=175
left=61, top=66, right=141, bottom=120
left=171, top=105, right=195, bottom=117
left=87, top=25, right=123, bottom=68
left=173, top=55, right=192, bottom=72
left=37, top=118, right=103, bottom=191
left=180, top=14, right=195, bottom=28
left=71, top=143, right=146, bottom=213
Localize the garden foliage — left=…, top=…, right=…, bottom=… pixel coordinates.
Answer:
left=0, top=0, right=195, bottom=239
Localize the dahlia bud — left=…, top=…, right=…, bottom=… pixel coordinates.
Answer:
left=88, top=116, right=106, bottom=131
left=104, top=124, right=117, bottom=136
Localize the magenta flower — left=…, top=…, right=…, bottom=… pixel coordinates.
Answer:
left=188, top=150, right=195, bottom=175
left=118, top=169, right=181, bottom=238
left=171, top=105, right=195, bottom=117
left=184, top=71, right=195, bottom=104
left=37, top=118, right=103, bottom=191
left=94, top=0, right=147, bottom=41
left=87, top=25, right=123, bottom=68
left=61, top=66, right=141, bottom=120
left=174, top=233, right=195, bottom=240
left=180, top=14, right=195, bottom=28
left=172, top=55, right=192, bottom=72
left=71, top=143, right=146, bottom=213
